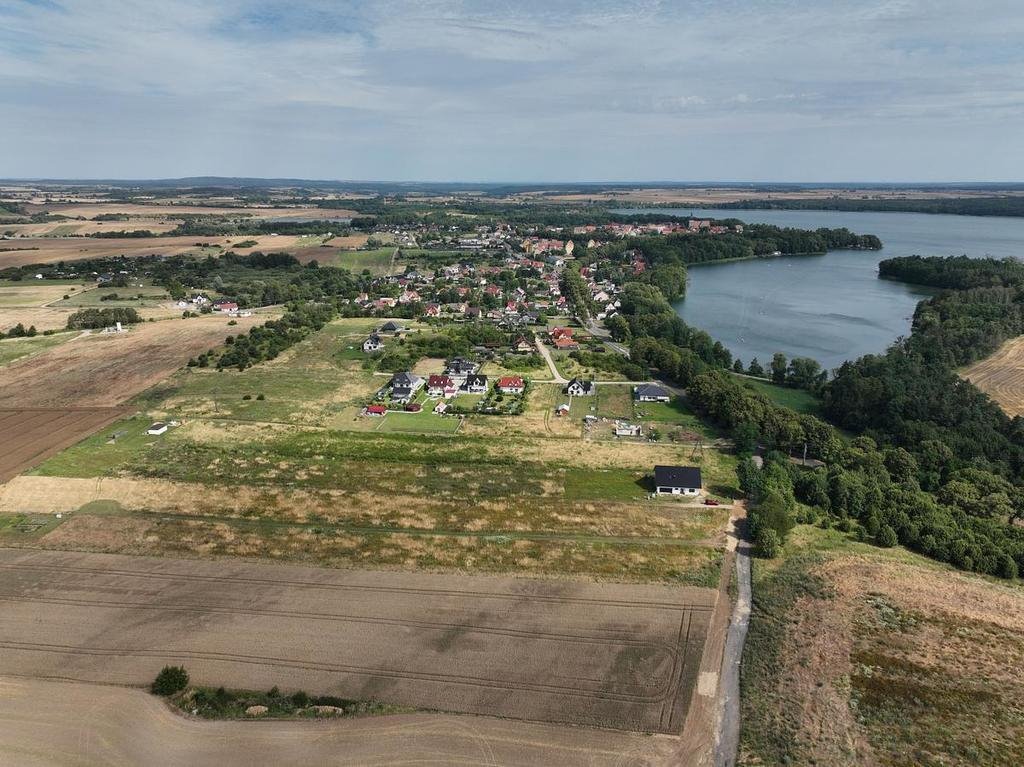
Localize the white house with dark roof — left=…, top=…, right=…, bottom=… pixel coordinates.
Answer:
left=653, top=465, right=702, bottom=496
left=566, top=378, right=595, bottom=396
left=634, top=383, right=671, bottom=402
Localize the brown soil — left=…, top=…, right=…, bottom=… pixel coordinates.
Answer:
left=0, top=548, right=714, bottom=734
left=0, top=314, right=267, bottom=408
left=0, top=408, right=127, bottom=482
left=0, top=675, right=673, bottom=766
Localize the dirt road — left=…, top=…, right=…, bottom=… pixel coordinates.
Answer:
left=535, top=337, right=567, bottom=384
left=713, top=517, right=751, bottom=767
left=0, top=675, right=675, bottom=766
left=0, top=548, right=714, bottom=734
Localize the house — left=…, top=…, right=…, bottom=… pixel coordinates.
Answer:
left=378, top=320, right=405, bottom=334
left=653, top=465, right=702, bottom=496
left=566, top=378, right=595, bottom=396
left=555, top=337, right=580, bottom=351
left=497, top=376, right=525, bottom=394
left=550, top=327, right=574, bottom=341
left=146, top=422, right=168, bottom=436
left=513, top=336, right=534, bottom=353
left=389, top=372, right=424, bottom=403
left=423, top=303, right=441, bottom=317
left=614, top=421, right=642, bottom=437
left=463, top=374, right=488, bottom=394
left=445, top=357, right=478, bottom=384
left=212, top=300, right=238, bottom=313
left=427, top=374, right=458, bottom=398
left=634, top=383, right=671, bottom=402
left=362, top=334, right=384, bottom=353
left=365, top=404, right=387, bottom=417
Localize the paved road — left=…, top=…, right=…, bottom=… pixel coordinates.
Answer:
left=713, top=518, right=752, bottom=767
left=535, top=337, right=568, bottom=384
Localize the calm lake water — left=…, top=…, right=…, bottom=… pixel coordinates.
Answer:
left=615, top=208, right=1024, bottom=370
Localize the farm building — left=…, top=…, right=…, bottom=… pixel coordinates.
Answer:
left=635, top=383, right=671, bottom=402
left=362, top=334, right=384, bottom=352
left=146, top=422, right=168, bottom=436
left=653, top=465, right=702, bottom=496
left=497, top=376, right=526, bottom=394
left=378, top=320, right=406, bottom=334
left=566, top=378, right=595, bottom=396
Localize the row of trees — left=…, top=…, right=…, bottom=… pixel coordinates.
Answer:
left=66, top=307, right=142, bottom=330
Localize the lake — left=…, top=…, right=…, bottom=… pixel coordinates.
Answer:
left=614, top=208, right=1024, bottom=370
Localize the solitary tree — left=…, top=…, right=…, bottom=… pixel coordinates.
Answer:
left=770, top=352, right=788, bottom=384
left=151, top=665, right=189, bottom=696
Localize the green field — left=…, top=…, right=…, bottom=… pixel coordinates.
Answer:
left=0, top=333, right=75, bottom=366
left=317, top=248, right=398, bottom=275
left=374, top=411, right=462, bottom=433
left=24, top=316, right=736, bottom=584
left=633, top=396, right=721, bottom=439
left=55, top=284, right=170, bottom=308
left=735, top=375, right=822, bottom=415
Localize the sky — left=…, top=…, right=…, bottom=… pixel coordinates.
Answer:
left=1, top=0, right=1023, bottom=182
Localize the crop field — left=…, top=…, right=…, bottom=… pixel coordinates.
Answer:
left=962, top=335, right=1024, bottom=416
left=0, top=548, right=715, bottom=733
left=0, top=408, right=126, bottom=481
left=0, top=314, right=267, bottom=408
left=0, top=677, right=670, bottom=767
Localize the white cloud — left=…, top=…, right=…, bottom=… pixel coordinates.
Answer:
left=0, top=0, right=1022, bottom=179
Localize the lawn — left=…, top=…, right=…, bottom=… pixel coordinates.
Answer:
left=594, top=385, right=634, bottom=420
left=633, top=396, right=720, bottom=439
left=375, top=411, right=462, bottom=433
left=735, top=375, right=822, bottom=415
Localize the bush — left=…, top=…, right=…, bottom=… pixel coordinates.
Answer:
left=291, top=690, right=309, bottom=707
left=755, top=527, right=782, bottom=558
left=876, top=524, right=898, bottom=548
left=151, top=665, right=189, bottom=696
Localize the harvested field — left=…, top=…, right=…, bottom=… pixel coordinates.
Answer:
left=0, top=408, right=126, bottom=482
left=0, top=677, right=672, bottom=767
left=0, top=548, right=715, bottom=734
left=962, top=335, right=1024, bottom=416
left=0, top=314, right=267, bottom=408
left=739, top=527, right=1024, bottom=767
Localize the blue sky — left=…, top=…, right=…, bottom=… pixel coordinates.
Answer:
left=1, top=0, right=1023, bottom=181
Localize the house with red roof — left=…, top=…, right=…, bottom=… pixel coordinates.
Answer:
left=497, top=376, right=525, bottom=394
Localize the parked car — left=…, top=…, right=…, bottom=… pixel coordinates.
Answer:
left=703, top=498, right=720, bottom=506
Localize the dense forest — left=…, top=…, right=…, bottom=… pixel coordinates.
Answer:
left=606, top=250, right=1024, bottom=578
left=708, top=196, right=1024, bottom=217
